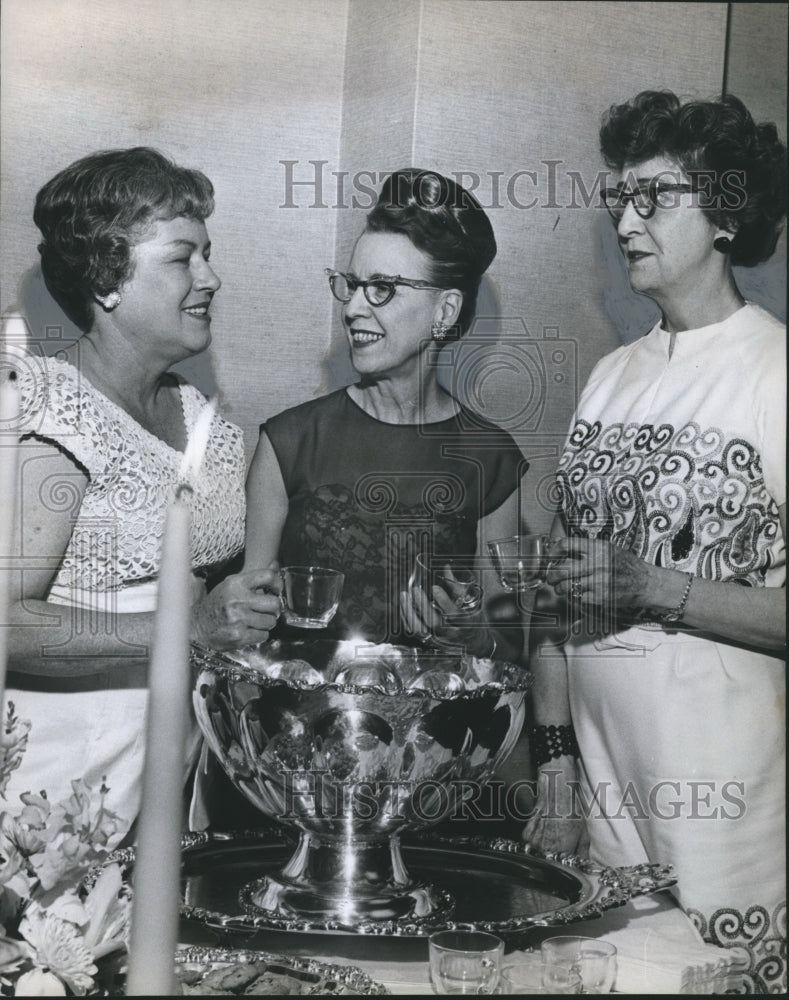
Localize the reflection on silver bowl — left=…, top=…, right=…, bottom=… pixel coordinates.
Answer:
left=191, top=639, right=531, bottom=928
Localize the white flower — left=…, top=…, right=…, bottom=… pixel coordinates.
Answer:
left=62, top=779, right=124, bottom=848
left=0, top=725, right=132, bottom=994
left=45, top=888, right=87, bottom=927
left=0, top=929, right=30, bottom=974
left=31, top=780, right=124, bottom=893
left=0, top=703, right=32, bottom=798
left=0, top=827, right=28, bottom=889
left=14, top=968, right=67, bottom=996
left=18, top=904, right=97, bottom=996
left=1, top=793, right=52, bottom=857
left=81, top=865, right=130, bottom=960
left=38, top=865, right=129, bottom=961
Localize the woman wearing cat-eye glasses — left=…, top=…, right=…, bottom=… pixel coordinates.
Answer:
left=245, top=169, right=526, bottom=658
left=528, top=90, right=786, bottom=991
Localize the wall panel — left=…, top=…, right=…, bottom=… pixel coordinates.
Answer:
left=407, top=1, right=726, bottom=530
left=0, top=0, right=349, bottom=454
left=726, top=1, right=788, bottom=321
left=2, top=0, right=784, bottom=493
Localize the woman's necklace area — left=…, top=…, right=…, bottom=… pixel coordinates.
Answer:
left=350, top=383, right=458, bottom=424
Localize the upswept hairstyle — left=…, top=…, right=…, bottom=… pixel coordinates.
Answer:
left=365, top=169, right=497, bottom=336
left=34, top=147, right=215, bottom=331
left=599, top=90, right=786, bottom=267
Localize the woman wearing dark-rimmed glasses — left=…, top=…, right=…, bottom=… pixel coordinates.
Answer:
left=528, top=91, right=786, bottom=991
left=245, top=169, right=525, bottom=657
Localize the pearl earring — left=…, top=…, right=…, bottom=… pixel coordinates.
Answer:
left=99, top=291, right=121, bottom=310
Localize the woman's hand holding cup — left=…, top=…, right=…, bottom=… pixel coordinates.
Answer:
left=401, top=555, right=495, bottom=657
left=191, top=563, right=284, bottom=650
left=487, top=533, right=558, bottom=593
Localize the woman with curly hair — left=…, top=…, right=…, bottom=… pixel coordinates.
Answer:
left=6, top=148, right=282, bottom=836
left=529, top=92, right=786, bottom=991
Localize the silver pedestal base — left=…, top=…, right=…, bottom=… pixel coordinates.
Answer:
left=239, top=831, right=455, bottom=926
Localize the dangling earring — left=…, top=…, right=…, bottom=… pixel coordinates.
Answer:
left=431, top=321, right=448, bottom=341
left=713, top=236, right=732, bottom=254
left=98, top=291, right=121, bottom=310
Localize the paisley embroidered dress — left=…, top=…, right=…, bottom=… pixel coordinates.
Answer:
left=264, top=388, right=525, bottom=644
left=557, top=304, right=786, bottom=992
left=6, top=356, right=245, bottom=838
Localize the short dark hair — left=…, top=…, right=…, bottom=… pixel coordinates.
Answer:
left=599, top=90, right=786, bottom=267
left=34, top=147, right=215, bottom=330
left=365, top=169, right=497, bottom=336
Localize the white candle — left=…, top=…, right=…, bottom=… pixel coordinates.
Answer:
left=127, top=402, right=215, bottom=995
left=126, top=488, right=192, bottom=995
left=0, top=316, right=25, bottom=716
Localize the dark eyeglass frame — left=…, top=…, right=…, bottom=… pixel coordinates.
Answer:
left=325, top=267, right=443, bottom=307
left=601, top=180, right=696, bottom=222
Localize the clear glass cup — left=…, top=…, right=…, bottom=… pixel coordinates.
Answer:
left=541, top=936, right=618, bottom=993
left=500, top=959, right=582, bottom=994
left=487, top=533, right=555, bottom=592
left=428, top=929, right=503, bottom=994
left=280, top=565, right=344, bottom=628
left=409, top=554, right=484, bottom=617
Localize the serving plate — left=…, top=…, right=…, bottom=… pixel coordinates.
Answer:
left=86, top=828, right=675, bottom=939
left=174, top=945, right=388, bottom=995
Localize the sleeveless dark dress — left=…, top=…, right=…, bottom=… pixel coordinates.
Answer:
left=264, top=388, right=526, bottom=644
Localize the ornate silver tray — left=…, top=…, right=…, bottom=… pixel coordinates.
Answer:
left=87, top=829, right=675, bottom=939
left=174, top=944, right=388, bottom=995
left=190, top=639, right=532, bottom=927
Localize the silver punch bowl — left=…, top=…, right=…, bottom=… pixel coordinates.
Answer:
left=191, top=639, right=532, bottom=928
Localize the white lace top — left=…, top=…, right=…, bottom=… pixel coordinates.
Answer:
left=17, top=355, right=246, bottom=600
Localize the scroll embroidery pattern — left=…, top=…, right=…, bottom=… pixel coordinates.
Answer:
left=557, top=420, right=779, bottom=584
left=688, top=900, right=787, bottom=993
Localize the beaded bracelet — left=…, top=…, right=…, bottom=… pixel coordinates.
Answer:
left=649, top=572, right=694, bottom=624
left=530, top=724, right=580, bottom=769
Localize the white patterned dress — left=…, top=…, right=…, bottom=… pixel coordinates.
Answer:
left=556, top=304, right=786, bottom=992
left=6, top=355, right=246, bottom=840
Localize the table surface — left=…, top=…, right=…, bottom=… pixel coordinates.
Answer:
left=178, top=889, right=739, bottom=995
